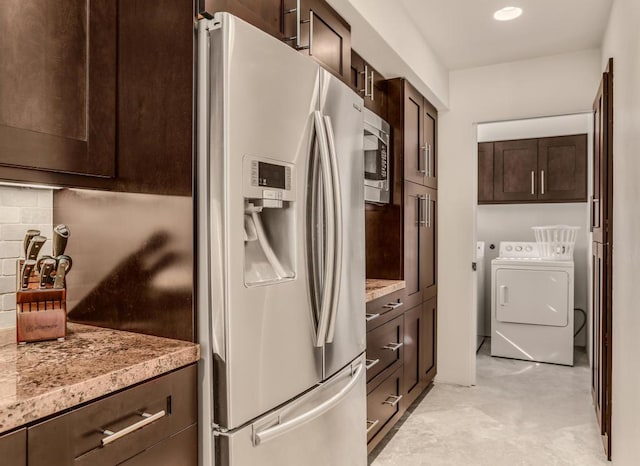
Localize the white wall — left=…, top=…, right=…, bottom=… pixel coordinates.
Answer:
left=438, top=49, right=602, bottom=386
left=0, top=186, right=53, bottom=328
left=600, top=0, right=640, bottom=463
left=327, top=0, right=449, bottom=109
left=477, top=114, right=593, bottom=348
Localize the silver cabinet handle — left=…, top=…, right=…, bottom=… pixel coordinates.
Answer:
left=365, top=313, right=380, bottom=322
left=366, top=419, right=380, bottom=434
left=418, top=146, right=427, bottom=174
left=101, top=410, right=166, bottom=446
left=365, top=358, right=380, bottom=370
left=426, top=144, right=432, bottom=177
left=540, top=170, right=545, bottom=195
left=416, top=195, right=426, bottom=226
left=370, top=70, right=375, bottom=101
left=382, top=302, right=404, bottom=310
left=426, top=194, right=432, bottom=228
left=382, top=394, right=403, bottom=407
left=383, top=342, right=403, bottom=351
left=530, top=171, right=535, bottom=195
left=360, top=64, right=369, bottom=97
left=285, top=0, right=312, bottom=51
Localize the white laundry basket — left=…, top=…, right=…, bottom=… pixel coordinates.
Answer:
left=532, top=225, right=580, bottom=260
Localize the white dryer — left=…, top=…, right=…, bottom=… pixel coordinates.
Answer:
left=491, top=242, right=574, bottom=366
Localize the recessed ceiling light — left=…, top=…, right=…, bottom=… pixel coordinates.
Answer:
left=493, top=6, right=523, bottom=21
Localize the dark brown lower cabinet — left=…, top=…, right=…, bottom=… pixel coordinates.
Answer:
left=0, top=428, right=26, bottom=466
left=421, top=298, right=437, bottom=386
left=121, top=425, right=197, bottom=466
left=28, top=365, right=197, bottom=466
left=366, top=366, right=404, bottom=452
left=403, top=304, right=422, bottom=405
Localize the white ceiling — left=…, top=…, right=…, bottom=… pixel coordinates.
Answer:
left=399, top=0, right=613, bottom=70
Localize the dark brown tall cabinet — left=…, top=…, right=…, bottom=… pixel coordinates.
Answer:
left=591, top=58, right=614, bottom=460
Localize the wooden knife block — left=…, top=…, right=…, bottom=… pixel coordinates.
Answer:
left=15, top=259, right=66, bottom=344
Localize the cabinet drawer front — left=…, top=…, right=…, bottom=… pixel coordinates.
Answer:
left=28, top=365, right=196, bottom=466
left=366, top=315, right=403, bottom=382
left=366, top=289, right=405, bottom=330
left=0, top=428, right=26, bottom=466
left=366, top=366, right=403, bottom=442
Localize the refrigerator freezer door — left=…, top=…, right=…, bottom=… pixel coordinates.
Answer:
left=319, top=70, right=366, bottom=379
left=207, top=13, right=323, bottom=429
left=219, top=355, right=367, bottom=466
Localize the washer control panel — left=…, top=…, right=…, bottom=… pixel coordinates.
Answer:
left=498, top=242, right=540, bottom=258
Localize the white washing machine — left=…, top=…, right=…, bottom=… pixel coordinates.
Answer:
left=491, top=242, right=574, bottom=366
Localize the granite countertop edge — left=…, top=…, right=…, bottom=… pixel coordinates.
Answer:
left=0, top=327, right=200, bottom=435
left=365, top=279, right=407, bottom=303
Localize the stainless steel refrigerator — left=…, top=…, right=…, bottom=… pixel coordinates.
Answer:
left=196, top=12, right=366, bottom=466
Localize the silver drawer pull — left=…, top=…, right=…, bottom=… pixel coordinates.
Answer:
left=382, top=302, right=404, bottom=310
left=365, top=313, right=380, bottom=322
left=366, top=419, right=380, bottom=434
left=382, top=342, right=403, bottom=352
left=382, top=394, right=403, bottom=407
left=365, top=358, right=380, bottom=370
left=101, top=410, right=166, bottom=446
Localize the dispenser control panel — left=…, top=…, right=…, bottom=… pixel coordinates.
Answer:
left=251, top=160, right=292, bottom=190
left=244, top=156, right=295, bottom=203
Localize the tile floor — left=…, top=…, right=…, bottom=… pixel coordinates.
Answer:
left=370, top=340, right=608, bottom=466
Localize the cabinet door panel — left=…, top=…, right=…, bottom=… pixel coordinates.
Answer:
left=120, top=425, right=197, bottom=466
left=478, top=143, right=494, bottom=203
left=421, top=187, right=437, bottom=300
left=424, top=101, right=437, bottom=189
left=404, top=182, right=423, bottom=307
left=403, top=305, right=422, bottom=404
left=538, top=135, right=587, bottom=201
left=403, top=85, right=425, bottom=186
left=205, top=0, right=284, bottom=39
left=296, top=0, right=351, bottom=83
left=493, top=139, right=538, bottom=201
left=0, top=428, right=26, bottom=466
left=0, top=0, right=116, bottom=177
left=421, top=298, right=437, bottom=386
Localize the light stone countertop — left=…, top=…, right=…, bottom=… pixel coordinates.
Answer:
left=0, top=323, right=199, bottom=434
left=366, top=279, right=406, bottom=303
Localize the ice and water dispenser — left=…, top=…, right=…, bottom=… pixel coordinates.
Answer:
left=243, top=156, right=296, bottom=286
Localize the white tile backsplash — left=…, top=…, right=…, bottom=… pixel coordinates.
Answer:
left=0, top=186, right=54, bottom=327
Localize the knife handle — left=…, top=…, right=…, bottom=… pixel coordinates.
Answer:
left=23, top=230, right=40, bottom=258
left=27, top=236, right=47, bottom=261
left=53, top=257, right=71, bottom=289
left=53, top=224, right=70, bottom=257
left=39, top=258, right=56, bottom=288
left=21, top=260, right=37, bottom=289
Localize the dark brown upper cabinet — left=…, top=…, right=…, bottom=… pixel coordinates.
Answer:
left=478, top=142, right=495, bottom=203
left=493, top=139, right=539, bottom=202
left=0, top=0, right=194, bottom=196
left=283, top=0, right=351, bottom=84
left=479, top=134, right=587, bottom=204
left=204, top=0, right=285, bottom=40
left=351, top=50, right=387, bottom=119
left=538, top=135, right=587, bottom=202
left=0, top=0, right=116, bottom=178
left=387, top=79, right=438, bottom=191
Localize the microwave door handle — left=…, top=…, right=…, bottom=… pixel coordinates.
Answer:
left=312, top=111, right=335, bottom=347
left=323, top=115, right=343, bottom=344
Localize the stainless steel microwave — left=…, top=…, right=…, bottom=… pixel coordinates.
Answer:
left=363, top=108, right=391, bottom=204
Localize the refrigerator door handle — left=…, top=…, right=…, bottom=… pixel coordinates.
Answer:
left=311, top=111, right=336, bottom=347
left=252, top=363, right=364, bottom=446
left=323, top=115, right=343, bottom=344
